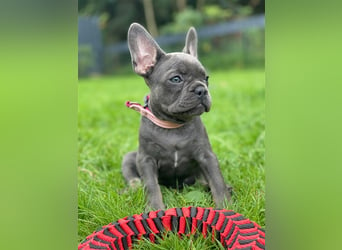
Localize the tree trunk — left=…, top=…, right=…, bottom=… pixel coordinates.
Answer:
left=197, top=0, right=205, bottom=11
left=142, top=0, right=158, bottom=37
left=176, top=0, right=186, bottom=11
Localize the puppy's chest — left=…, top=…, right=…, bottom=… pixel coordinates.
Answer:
left=157, top=147, right=197, bottom=179
left=157, top=145, right=192, bottom=169
left=146, top=137, right=197, bottom=171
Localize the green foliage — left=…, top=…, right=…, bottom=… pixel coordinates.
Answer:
left=78, top=1, right=264, bottom=43
left=203, top=4, right=234, bottom=23
left=199, top=29, right=265, bottom=70
left=159, top=3, right=257, bottom=35
left=161, top=8, right=204, bottom=34
left=78, top=69, right=265, bottom=247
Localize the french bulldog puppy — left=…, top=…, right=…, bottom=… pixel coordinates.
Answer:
left=122, top=23, right=231, bottom=210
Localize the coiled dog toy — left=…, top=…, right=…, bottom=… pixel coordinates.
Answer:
left=79, top=206, right=265, bottom=250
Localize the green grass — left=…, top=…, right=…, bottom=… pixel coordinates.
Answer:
left=78, top=69, right=265, bottom=248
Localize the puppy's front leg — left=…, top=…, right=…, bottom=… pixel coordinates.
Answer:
left=197, top=151, right=231, bottom=208
left=137, top=154, right=165, bottom=210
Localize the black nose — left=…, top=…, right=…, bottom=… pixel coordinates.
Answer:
left=194, top=86, right=207, bottom=98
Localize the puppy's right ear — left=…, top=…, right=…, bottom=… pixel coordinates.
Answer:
left=127, top=23, right=165, bottom=76
left=183, top=27, right=198, bottom=58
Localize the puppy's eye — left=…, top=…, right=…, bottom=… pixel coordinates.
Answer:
left=169, top=75, right=183, bottom=84
left=205, top=76, right=209, bottom=85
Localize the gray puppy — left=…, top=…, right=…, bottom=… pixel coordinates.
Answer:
left=122, top=23, right=231, bottom=210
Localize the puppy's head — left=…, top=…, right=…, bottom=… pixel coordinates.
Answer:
left=127, top=23, right=211, bottom=123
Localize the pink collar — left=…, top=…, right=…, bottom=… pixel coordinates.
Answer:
left=126, top=97, right=184, bottom=129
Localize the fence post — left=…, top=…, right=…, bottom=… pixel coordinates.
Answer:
left=78, top=16, right=103, bottom=77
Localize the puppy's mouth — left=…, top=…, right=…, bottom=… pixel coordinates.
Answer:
left=202, top=101, right=211, bottom=112
left=195, top=102, right=210, bottom=113
left=168, top=98, right=211, bottom=117
left=179, top=104, right=205, bottom=115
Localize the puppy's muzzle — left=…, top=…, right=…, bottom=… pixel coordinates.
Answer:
left=194, top=85, right=207, bottom=98
left=193, top=84, right=211, bottom=112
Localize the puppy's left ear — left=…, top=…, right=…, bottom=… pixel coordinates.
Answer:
left=182, top=27, right=198, bottom=58
left=127, top=23, right=165, bottom=76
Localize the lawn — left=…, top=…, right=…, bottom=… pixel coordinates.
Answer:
left=78, top=69, right=265, bottom=248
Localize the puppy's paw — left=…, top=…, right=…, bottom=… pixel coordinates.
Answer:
left=129, top=178, right=142, bottom=189
left=145, top=203, right=166, bottom=213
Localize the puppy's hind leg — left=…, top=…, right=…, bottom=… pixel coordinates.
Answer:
left=122, top=151, right=142, bottom=188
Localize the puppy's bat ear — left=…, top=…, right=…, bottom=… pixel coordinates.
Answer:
left=127, top=23, right=165, bottom=76
left=182, top=27, right=198, bottom=58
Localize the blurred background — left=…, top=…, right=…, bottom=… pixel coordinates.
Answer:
left=78, top=0, right=264, bottom=77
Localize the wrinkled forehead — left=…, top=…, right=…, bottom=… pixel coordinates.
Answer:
left=157, top=52, right=207, bottom=76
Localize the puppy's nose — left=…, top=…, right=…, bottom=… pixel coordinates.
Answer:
left=194, top=85, right=207, bottom=98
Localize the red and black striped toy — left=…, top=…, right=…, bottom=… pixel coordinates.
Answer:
left=79, top=206, right=265, bottom=250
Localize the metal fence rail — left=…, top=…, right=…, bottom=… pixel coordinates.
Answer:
left=105, top=14, right=265, bottom=55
